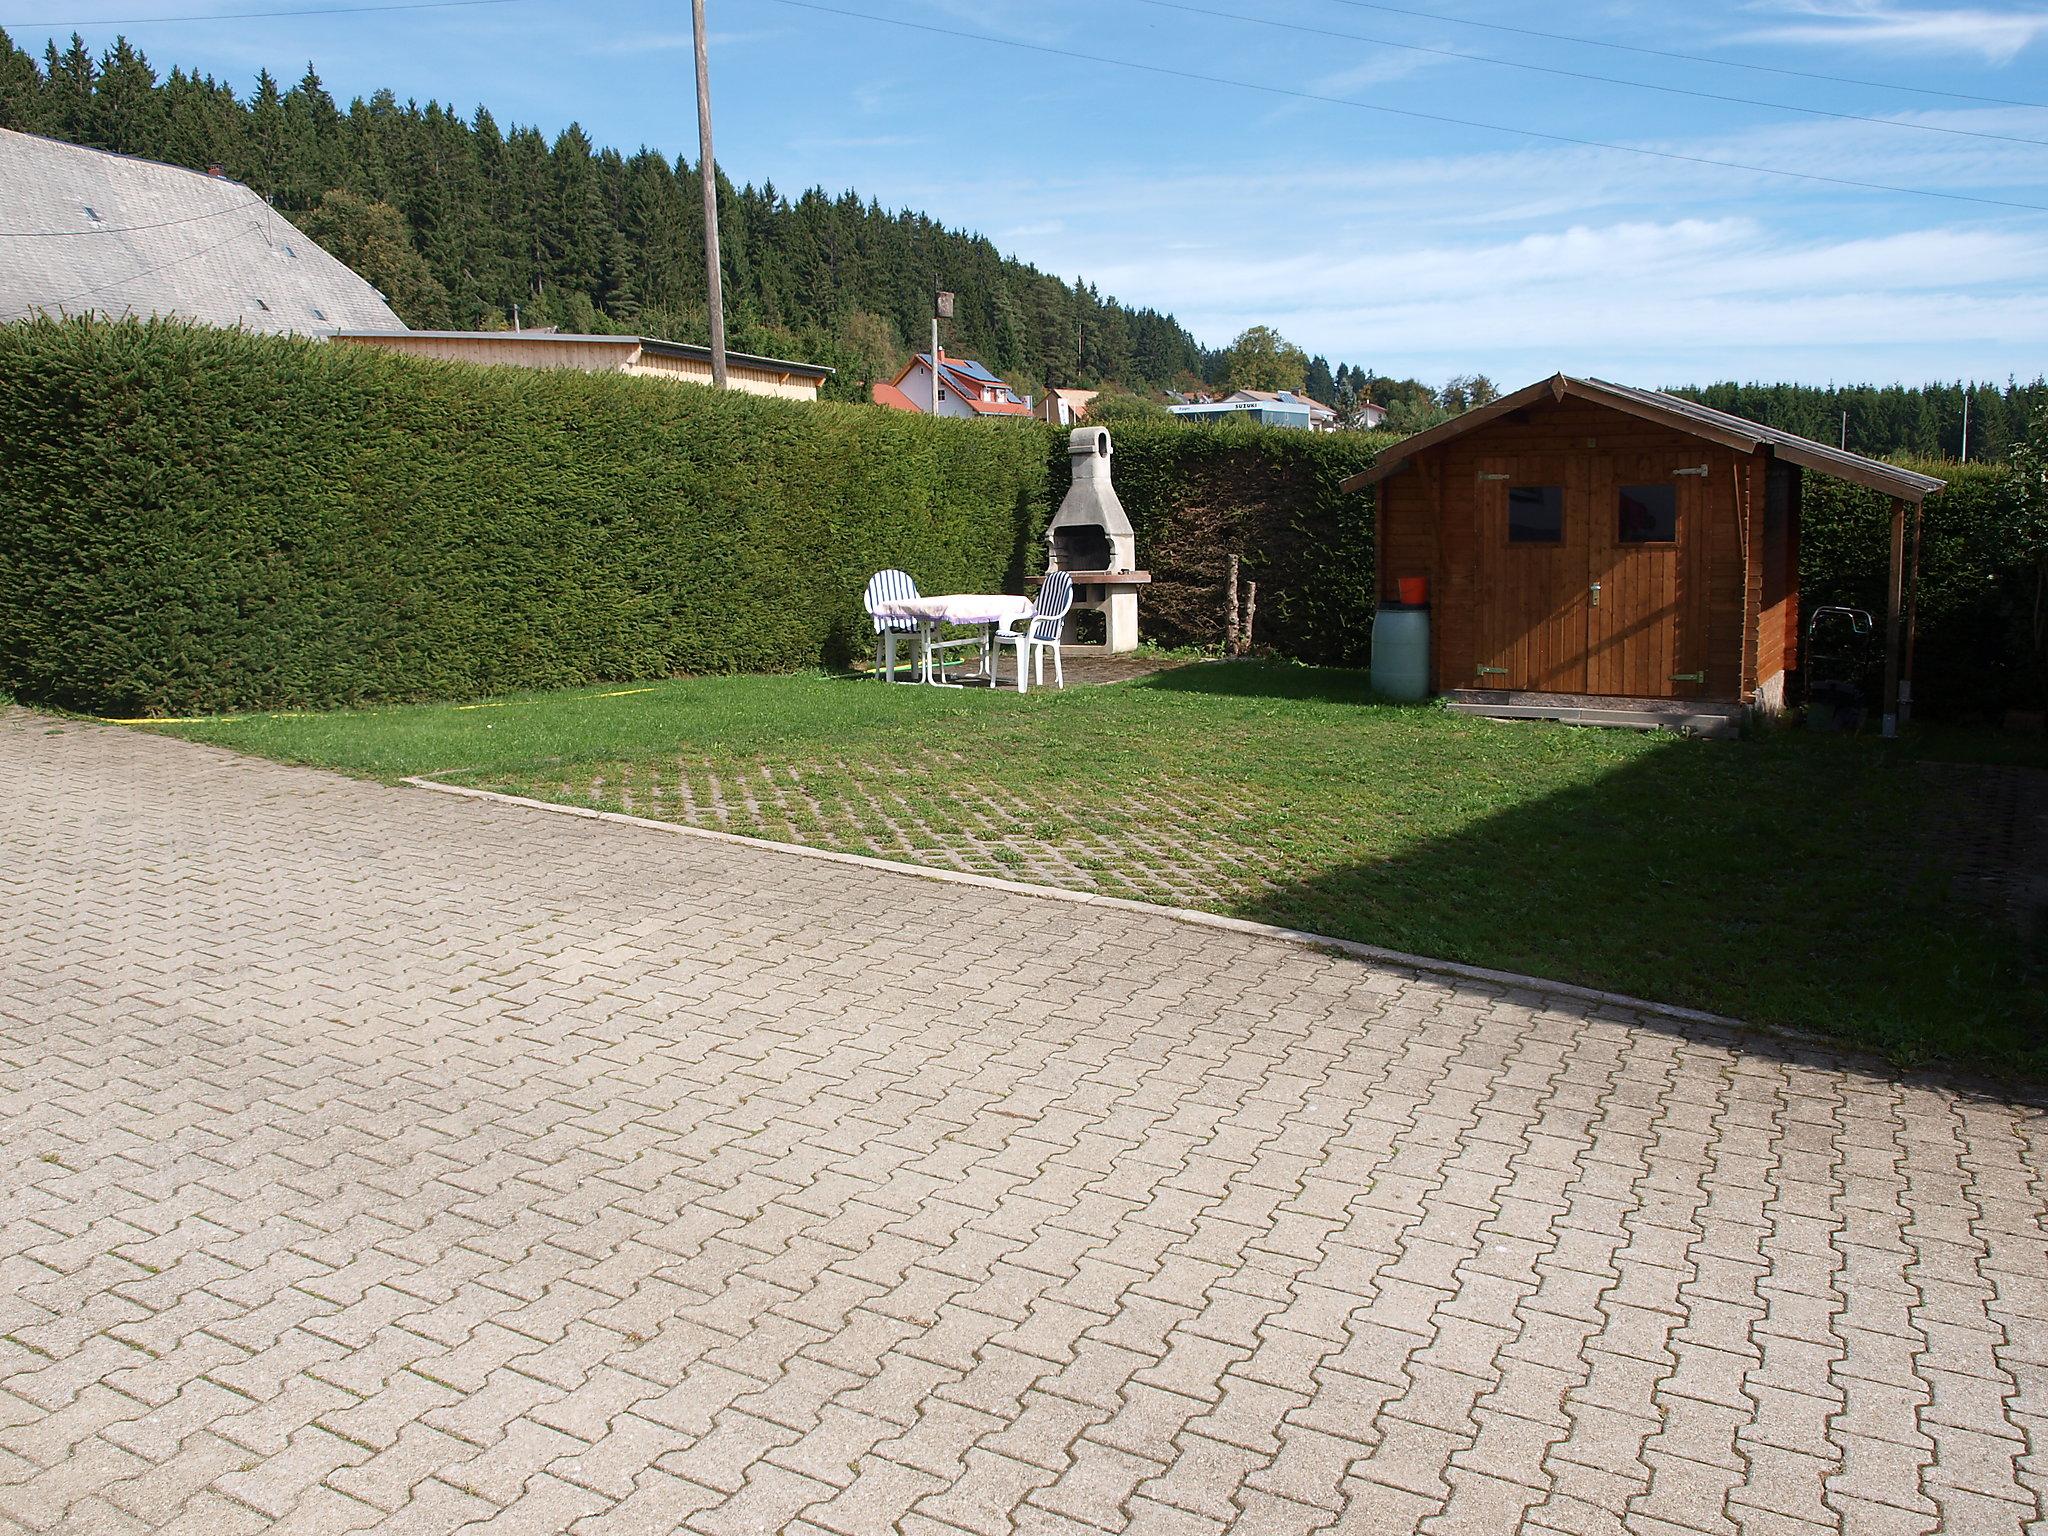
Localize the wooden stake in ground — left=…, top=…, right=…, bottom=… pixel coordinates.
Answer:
left=1243, top=581, right=1257, bottom=657
left=1226, top=555, right=1241, bottom=657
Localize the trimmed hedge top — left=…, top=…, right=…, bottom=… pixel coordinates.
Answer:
left=2, top=316, right=2031, bottom=719
left=0, top=317, right=1046, bottom=713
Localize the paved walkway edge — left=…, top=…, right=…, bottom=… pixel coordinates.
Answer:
left=405, top=775, right=1753, bottom=1034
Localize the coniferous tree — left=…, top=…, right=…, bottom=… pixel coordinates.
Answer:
left=10, top=26, right=2034, bottom=428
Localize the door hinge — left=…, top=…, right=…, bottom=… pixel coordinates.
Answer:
left=1476, top=665, right=1509, bottom=676
left=1673, top=466, right=1709, bottom=477
left=1670, top=671, right=1705, bottom=683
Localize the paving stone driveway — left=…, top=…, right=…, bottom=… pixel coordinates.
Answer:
left=1, top=710, right=2043, bottom=1536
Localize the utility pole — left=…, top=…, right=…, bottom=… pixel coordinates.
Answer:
left=691, top=0, right=727, bottom=388
left=1961, top=392, right=1970, bottom=462
left=1840, top=410, right=1848, bottom=450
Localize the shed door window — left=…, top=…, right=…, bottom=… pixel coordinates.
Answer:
left=1507, top=485, right=1564, bottom=544
left=1618, top=483, right=1678, bottom=543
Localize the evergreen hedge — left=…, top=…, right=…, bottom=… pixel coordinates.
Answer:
left=4, top=316, right=2032, bottom=720
left=1799, top=459, right=2042, bottom=719
left=1042, top=421, right=1387, bottom=663
left=0, top=317, right=1046, bottom=714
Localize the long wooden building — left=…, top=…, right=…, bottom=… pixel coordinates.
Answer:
left=1344, top=375, right=1944, bottom=730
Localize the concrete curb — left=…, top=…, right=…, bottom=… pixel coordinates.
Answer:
left=404, top=775, right=1755, bottom=1034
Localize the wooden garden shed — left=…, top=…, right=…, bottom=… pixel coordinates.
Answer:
left=1344, top=375, right=1945, bottom=732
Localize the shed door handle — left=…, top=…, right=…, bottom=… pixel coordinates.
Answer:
left=1589, top=582, right=1601, bottom=608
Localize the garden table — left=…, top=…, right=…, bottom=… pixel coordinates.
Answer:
left=871, top=593, right=1035, bottom=687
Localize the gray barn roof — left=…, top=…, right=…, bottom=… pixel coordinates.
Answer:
left=0, top=129, right=404, bottom=335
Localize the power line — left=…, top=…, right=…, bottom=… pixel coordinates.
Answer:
left=761, top=0, right=2048, bottom=215
left=2, top=0, right=524, bottom=26
left=1316, top=0, right=2048, bottom=113
left=0, top=194, right=264, bottom=238
left=1130, top=0, right=2048, bottom=150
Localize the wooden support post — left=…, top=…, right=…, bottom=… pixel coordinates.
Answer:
left=1881, top=496, right=1906, bottom=739
left=1900, top=497, right=1925, bottom=726
left=1226, top=555, right=1241, bottom=657
left=1243, top=581, right=1257, bottom=657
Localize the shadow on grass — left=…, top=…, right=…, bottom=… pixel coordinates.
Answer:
left=1232, top=735, right=2047, bottom=1091
left=1133, top=659, right=1391, bottom=706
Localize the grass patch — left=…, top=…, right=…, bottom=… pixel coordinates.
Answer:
left=151, top=662, right=2044, bottom=1073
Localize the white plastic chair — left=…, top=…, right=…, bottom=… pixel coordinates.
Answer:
left=863, top=568, right=921, bottom=682
left=993, top=571, right=1073, bottom=693
left=863, top=569, right=986, bottom=683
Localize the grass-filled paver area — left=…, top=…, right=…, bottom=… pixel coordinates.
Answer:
left=153, top=663, right=2044, bottom=1071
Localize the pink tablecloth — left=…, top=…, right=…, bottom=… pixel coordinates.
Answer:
left=873, top=594, right=1035, bottom=627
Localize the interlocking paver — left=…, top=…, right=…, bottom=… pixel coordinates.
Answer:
left=1, top=708, right=2043, bottom=1535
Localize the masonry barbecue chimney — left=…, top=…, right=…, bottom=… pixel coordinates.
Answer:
left=1043, top=427, right=1150, bottom=652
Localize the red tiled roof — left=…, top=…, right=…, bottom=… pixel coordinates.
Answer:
left=961, top=394, right=1034, bottom=417
left=871, top=380, right=921, bottom=412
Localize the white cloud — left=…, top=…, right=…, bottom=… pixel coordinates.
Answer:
left=1311, top=50, right=1450, bottom=94
left=583, top=27, right=787, bottom=55
left=884, top=102, right=2048, bottom=382
left=1732, top=1, right=2048, bottom=63
left=1114, top=219, right=2048, bottom=382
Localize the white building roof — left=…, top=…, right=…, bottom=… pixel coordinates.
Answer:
left=0, top=129, right=404, bottom=335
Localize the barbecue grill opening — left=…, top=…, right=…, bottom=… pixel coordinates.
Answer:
left=1052, top=526, right=1112, bottom=572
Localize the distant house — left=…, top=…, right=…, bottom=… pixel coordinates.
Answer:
left=1169, top=393, right=1314, bottom=430
left=1040, top=387, right=1099, bottom=426
left=878, top=352, right=1034, bottom=419
left=1168, top=386, right=1386, bottom=431
left=332, top=330, right=832, bottom=401
left=0, top=128, right=403, bottom=334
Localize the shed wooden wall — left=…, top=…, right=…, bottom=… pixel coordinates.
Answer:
left=1754, top=462, right=1801, bottom=710
left=1376, top=394, right=1781, bottom=703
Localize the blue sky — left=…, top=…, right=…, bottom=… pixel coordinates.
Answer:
left=13, top=0, right=2048, bottom=385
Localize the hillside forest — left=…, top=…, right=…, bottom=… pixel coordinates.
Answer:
left=1, top=31, right=2041, bottom=449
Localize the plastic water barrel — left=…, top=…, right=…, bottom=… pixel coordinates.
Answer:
left=1371, top=606, right=1430, bottom=701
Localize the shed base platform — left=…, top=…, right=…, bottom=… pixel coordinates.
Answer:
left=1445, top=689, right=1744, bottom=739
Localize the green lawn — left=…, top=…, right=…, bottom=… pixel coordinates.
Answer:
left=149, top=663, right=2044, bottom=1073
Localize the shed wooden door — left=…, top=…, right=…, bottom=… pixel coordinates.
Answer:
left=1585, top=453, right=1709, bottom=697
left=1468, top=452, right=1590, bottom=691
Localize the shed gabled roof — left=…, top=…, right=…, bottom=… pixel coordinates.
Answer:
left=0, top=128, right=403, bottom=335
left=1339, top=374, right=1946, bottom=501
